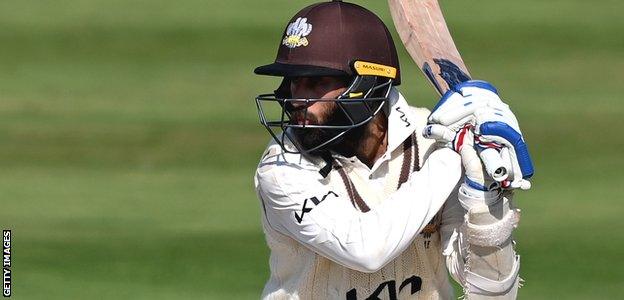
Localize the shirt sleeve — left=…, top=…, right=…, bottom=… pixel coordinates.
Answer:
left=256, top=148, right=461, bottom=273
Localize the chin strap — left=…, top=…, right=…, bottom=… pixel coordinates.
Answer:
left=318, top=151, right=334, bottom=178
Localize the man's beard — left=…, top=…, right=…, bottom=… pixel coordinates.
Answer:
left=289, top=103, right=367, bottom=155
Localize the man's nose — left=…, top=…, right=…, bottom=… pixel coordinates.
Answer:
left=289, top=79, right=317, bottom=109
left=289, top=98, right=312, bottom=109
left=285, top=99, right=313, bottom=114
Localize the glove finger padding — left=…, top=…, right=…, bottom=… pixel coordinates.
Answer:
left=502, top=147, right=532, bottom=190
left=475, top=108, right=534, bottom=186
left=423, top=124, right=456, bottom=144
left=478, top=148, right=509, bottom=182
left=459, top=131, right=500, bottom=192
left=422, top=123, right=474, bottom=151
left=429, top=81, right=502, bottom=127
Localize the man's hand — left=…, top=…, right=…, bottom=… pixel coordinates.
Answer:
left=423, top=80, right=534, bottom=191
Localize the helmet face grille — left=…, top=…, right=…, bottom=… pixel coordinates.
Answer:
left=255, top=76, right=393, bottom=154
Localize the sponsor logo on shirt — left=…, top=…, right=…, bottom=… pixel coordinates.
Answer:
left=346, top=275, right=422, bottom=299
left=294, top=191, right=338, bottom=223
left=395, top=106, right=411, bottom=127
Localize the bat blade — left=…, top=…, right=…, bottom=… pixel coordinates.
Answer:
left=388, top=0, right=471, bottom=95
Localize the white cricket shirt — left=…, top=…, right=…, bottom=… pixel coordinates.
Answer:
left=255, top=88, right=466, bottom=299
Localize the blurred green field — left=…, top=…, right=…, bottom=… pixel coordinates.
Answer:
left=0, top=0, right=623, bottom=299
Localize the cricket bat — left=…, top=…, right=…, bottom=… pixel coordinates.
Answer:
left=387, top=0, right=471, bottom=95
left=388, top=0, right=510, bottom=182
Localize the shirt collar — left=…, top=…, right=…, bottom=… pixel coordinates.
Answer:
left=384, top=87, right=418, bottom=155
left=333, top=87, right=418, bottom=173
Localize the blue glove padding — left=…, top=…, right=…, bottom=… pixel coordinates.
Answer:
left=423, top=80, right=534, bottom=190
left=478, top=121, right=534, bottom=180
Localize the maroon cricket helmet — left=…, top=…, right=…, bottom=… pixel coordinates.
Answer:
left=254, top=0, right=401, bottom=84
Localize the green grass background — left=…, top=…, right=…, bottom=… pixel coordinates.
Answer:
left=0, top=0, right=622, bottom=298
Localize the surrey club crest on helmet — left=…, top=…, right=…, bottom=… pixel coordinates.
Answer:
left=282, top=17, right=312, bottom=48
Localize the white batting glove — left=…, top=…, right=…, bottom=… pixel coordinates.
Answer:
left=423, top=80, right=534, bottom=191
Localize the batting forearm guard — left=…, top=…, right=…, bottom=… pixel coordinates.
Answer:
left=453, top=184, right=521, bottom=299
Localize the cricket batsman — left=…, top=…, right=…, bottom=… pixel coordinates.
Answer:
left=253, top=1, right=534, bottom=299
